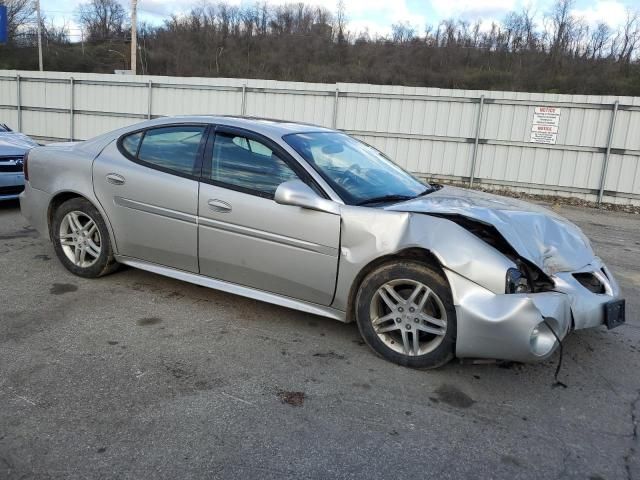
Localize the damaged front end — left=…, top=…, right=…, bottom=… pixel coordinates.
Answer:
left=336, top=186, right=625, bottom=362
left=423, top=213, right=576, bottom=361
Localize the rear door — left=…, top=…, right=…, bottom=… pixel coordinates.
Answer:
left=197, top=126, right=341, bottom=305
left=94, top=124, right=208, bottom=272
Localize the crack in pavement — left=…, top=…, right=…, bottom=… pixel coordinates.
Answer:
left=625, top=389, right=640, bottom=480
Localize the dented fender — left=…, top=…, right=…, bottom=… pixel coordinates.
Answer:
left=331, top=205, right=516, bottom=313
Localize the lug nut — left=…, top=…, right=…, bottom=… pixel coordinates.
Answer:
left=396, top=318, right=402, bottom=323
left=409, top=307, right=415, bottom=313
left=398, top=307, right=404, bottom=313
left=406, top=324, right=411, bottom=330
left=414, top=318, right=419, bottom=323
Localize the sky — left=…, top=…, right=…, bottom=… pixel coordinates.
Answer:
left=41, top=0, right=639, bottom=41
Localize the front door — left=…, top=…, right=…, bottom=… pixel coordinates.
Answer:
left=94, top=124, right=207, bottom=272
left=197, top=127, right=340, bottom=305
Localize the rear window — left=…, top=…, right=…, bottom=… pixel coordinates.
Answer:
left=120, top=126, right=206, bottom=177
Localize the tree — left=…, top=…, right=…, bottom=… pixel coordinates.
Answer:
left=618, top=10, right=640, bottom=65
left=76, top=0, right=128, bottom=42
left=587, top=22, right=610, bottom=60
left=0, top=0, right=35, bottom=42
left=1, top=0, right=638, bottom=95
left=547, top=0, right=577, bottom=61
left=391, top=22, right=416, bottom=44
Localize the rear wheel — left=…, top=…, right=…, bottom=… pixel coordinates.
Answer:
left=51, top=198, right=118, bottom=278
left=355, top=261, right=456, bottom=369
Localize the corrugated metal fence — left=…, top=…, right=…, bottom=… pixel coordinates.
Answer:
left=1, top=70, right=639, bottom=205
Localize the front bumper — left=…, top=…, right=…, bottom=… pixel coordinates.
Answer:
left=446, top=258, right=622, bottom=362
left=0, top=172, right=25, bottom=201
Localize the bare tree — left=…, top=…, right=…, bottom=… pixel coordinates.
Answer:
left=391, top=21, right=416, bottom=44
left=2, top=0, right=639, bottom=94
left=76, top=0, right=128, bottom=41
left=1, top=0, right=35, bottom=41
left=335, top=0, right=346, bottom=44
left=504, top=8, right=537, bottom=52
left=547, top=0, right=577, bottom=60
left=618, top=9, right=640, bottom=64
left=587, top=22, right=611, bottom=60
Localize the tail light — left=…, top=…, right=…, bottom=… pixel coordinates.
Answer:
left=23, top=150, right=30, bottom=181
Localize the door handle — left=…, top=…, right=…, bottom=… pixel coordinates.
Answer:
left=208, top=199, right=232, bottom=213
left=106, top=173, right=125, bottom=185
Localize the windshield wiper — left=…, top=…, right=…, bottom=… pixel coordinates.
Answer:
left=356, top=194, right=416, bottom=206
left=416, top=187, right=435, bottom=197
left=356, top=187, right=435, bottom=207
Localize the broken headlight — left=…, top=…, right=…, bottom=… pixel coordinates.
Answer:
left=506, top=268, right=532, bottom=294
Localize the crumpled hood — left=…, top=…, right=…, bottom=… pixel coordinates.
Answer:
left=385, top=186, right=594, bottom=275
left=0, top=132, right=39, bottom=156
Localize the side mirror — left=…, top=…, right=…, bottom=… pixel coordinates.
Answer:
left=274, top=180, right=340, bottom=215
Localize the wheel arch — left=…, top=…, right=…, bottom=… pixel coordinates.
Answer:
left=345, top=247, right=447, bottom=323
left=48, top=190, right=118, bottom=251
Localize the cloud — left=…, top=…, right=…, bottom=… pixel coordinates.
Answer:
left=138, top=0, right=197, bottom=18
left=571, top=0, right=630, bottom=29
left=343, top=0, right=425, bottom=36
left=429, top=0, right=518, bottom=21
left=347, top=19, right=391, bottom=38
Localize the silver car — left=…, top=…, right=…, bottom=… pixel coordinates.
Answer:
left=19, top=116, right=625, bottom=368
left=0, top=124, right=38, bottom=201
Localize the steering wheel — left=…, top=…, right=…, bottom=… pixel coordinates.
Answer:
left=336, top=163, right=362, bottom=189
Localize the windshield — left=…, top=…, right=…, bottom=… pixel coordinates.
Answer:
left=283, top=132, right=431, bottom=206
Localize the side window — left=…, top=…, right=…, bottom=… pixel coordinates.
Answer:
left=210, top=132, right=299, bottom=196
left=134, top=126, right=205, bottom=176
left=121, top=131, right=142, bottom=157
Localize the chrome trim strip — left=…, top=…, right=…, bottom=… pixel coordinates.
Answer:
left=115, top=255, right=347, bottom=322
left=198, top=216, right=338, bottom=256
left=114, top=196, right=197, bottom=224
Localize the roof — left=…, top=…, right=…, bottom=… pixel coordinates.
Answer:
left=151, top=115, right=336, bottom=137
left=69, top=115, right=338, bottom=157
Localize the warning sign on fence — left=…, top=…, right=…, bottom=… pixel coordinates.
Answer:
left=530, top=106, right=561, bottom=144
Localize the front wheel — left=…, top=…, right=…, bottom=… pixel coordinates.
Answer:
left=355, top=261, right=456, bottom=369
left=51, top=197, right=119, bottom=278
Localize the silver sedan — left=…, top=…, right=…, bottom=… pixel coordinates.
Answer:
left=20, top=116, right=625, bottom=368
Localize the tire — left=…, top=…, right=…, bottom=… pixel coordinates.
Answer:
left=355, top=261, right=456, bottom=369
left=51, top=197, right=119, bottom=278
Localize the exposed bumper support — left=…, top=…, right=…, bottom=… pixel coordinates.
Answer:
left=446, top=269, right=571, bottom=362
left=445, top=259, right=622, bottom=363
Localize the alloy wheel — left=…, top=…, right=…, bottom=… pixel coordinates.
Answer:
left=369, top=278, right=448, bottom=356
left=59, top=211, right=102, bottom=268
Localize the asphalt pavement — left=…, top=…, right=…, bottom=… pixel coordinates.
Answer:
left=1, top=198, right=638, bottom=480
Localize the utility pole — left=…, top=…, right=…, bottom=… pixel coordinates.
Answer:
left=130, top=0, right=137, bottom=74
left=35, top=0, right=43, bottom=71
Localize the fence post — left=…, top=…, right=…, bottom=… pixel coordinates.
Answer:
left=16, top=74, right=22, bottom=132
left=332, top=88, right=339, bottom=128
left=597, top=100, right=619, bottom=205
left=147, top=80, right=153, bottom=120
left=469, top=95, right=485, bottom=187
left=69, top=77, right=74, bottom=141
left=241, top=84, right=247, bottom=115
